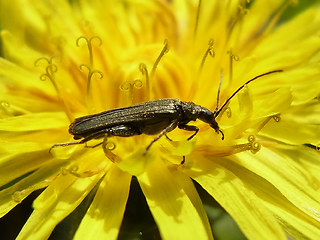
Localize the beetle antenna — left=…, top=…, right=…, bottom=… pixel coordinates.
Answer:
left=213, top=69, right=223, bottom=116
left=214, top=70, right=283, bottom=117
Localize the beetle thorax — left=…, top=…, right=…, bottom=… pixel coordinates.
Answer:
left=180, top=101, right=200, bottom=121
left=181, top=101, right=214, bottom=121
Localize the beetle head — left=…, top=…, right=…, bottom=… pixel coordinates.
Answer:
left=181, top=101, right=224, bottom=139
left=197, top=106, right=225, bottom=140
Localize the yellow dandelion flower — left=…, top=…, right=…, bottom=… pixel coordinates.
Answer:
left=1, top=0, right=320, bottom=239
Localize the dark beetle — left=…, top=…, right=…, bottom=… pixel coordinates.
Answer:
left=68, top=98, right=223, bottom=151
left=51, top=70, right=282, bottom=152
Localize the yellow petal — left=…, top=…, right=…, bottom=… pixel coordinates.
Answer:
left=0, top=152, right=51, bottom=187
left=0, top=158, right=68, bottom=217
left=0, top=140, right=52, bottom=153
left=260, top=100, right=320, bottom=145
left=296, top=147, right=320, bottom=180
left=236, top=148, right=320, bottom=220
left=0, top=112, right=68, bottom=131
left=16, top=150, right=105, bottom=240
left=17, top=172, right=103, bottom=240
left=252, top=87, right=292, bottom=119
left=171, top=169, right=213, bottom=239
left=264, top=199, right=320, bottom=240
left=221, top=155, right=320, bottom=239
left=261, top=116, right=320, bottom=145
left=138, top=159, right=213, bottom=240
left=241, top=0, right=287, bottom=42
left=186, top=157, right=286, bottom=240
left=0, top=31, right=43, bottom=67
left=74, top=166, right=131, bottom=240
left=258, top=7, right=320, bottom=54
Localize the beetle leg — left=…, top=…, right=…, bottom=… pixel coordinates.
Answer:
left=165, top=134, right=173, bottom=141
left=178, top=123, right=199, bottom=140
left=85, top=142, right=103, bottom=148
left=49, top=141, right=82, bottom=152
left=144, top=120, right=178, bottom=153
left=49, top=133, right=103, bottom=151
left=49, top=128, right=111, bottom=152
left=181, top=156, right=186, bottom=164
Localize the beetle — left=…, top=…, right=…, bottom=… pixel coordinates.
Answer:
left=51, top=70, right=282, bottom=152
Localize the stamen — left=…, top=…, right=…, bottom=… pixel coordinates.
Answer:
left=213, top=69, right=223, bottom=115
left=35, top=57, right=59, bottom=92
left=229, top=142, right=255, bottom=155
left=248, top=134, right=261, bottom=154
left=258, top=117, right=270, bottom=132
left=227, top=2, right=249, bottom=41
left=61, top=164, right=103, bottom=178
left=76, top=36, right=102, bottom=66
left=79, top=64, right=103, bottom=96
left=0, top=101, right=29, bottom=116
left=102, top=136, right=118, bottom=163
left=226, top=107, right=232, bottom=118
left=272, top=114, right=281, bottom=122
left=104, top=141, right=116, bottom=151
left=12, top=177, right=52, bottom=203
left=250, top=141, right=261, bottom=154
left=199, top=39, right=215, bottom=73
left=12, top=190, right=28, bottom=203
left=139, top=63, right=150, bottom=100
left=52, top=36, right=66, bottom=56
left=255, top=114, right=281, bottom=133
left=0, top=101, right=11, bottom=116
left=34, top=57, right=73, bottom=122
left=227, top=49, right=239, bottom=85
left=77, top=37, right=103, bottom=111
left=120, top=79, right=143, bottom=104
left=61, top=165, right=78, bottom=175
left=248, top=134, right=256, bottom=143
left=215, top=106, right=231, bottom=121
left=196, top=139, right=260, bottom=157
left=189, top=38, right=215, bottom=99
left=210, top=135, right=261, bottom=155
left=150, top=39, right=169, bottom=80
